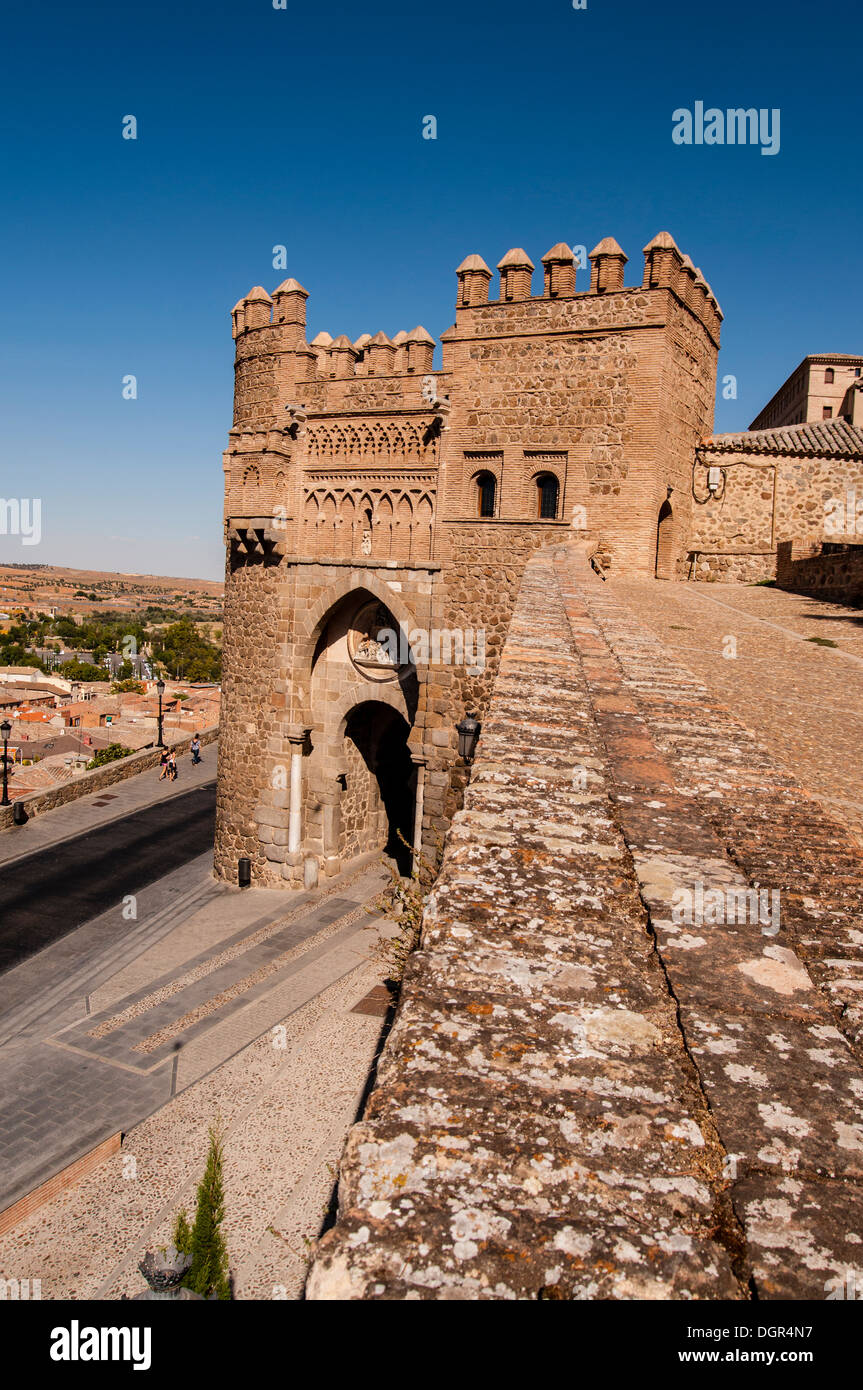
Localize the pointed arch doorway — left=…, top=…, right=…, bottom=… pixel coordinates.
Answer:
left=655, top=499, right=675, bottom=579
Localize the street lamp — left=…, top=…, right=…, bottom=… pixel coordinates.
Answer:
left=456, top=712, right=481, bottom=764
left=1, top=719, right=11, bottom=806
left=156, top=678, right=165, bottom=748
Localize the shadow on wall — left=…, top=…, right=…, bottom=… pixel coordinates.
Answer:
left=344, top=702, right=416, bottom=875
left=655, top=499, right=675, bottom=579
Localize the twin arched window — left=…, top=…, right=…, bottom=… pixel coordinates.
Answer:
left=473, top=469, right=560, bottom=519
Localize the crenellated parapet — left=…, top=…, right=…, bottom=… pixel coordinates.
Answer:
left=224, top=227, right=721, bottom=592
left=448, top=231, right=722, bottom=348
left=230, top=273, right=438, bottom=414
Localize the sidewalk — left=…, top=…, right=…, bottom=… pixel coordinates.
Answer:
left=0, top=743, right=217, bottom=870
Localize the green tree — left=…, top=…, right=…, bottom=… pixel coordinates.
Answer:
left=86, top=743, right=132, bottom=769
left=58, top=660, right=109, bottom=681
left=172, top=1208, right=193, bottom=1258
left=153, top=618, right=221, bottom=682
left=175, top=1127, right=231, bottom=1300
left=0, top=642, right=46, bottom=670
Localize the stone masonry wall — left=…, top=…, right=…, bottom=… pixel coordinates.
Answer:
left=219, top=237, right=722, bottom=882
left=307, top=542, right=863, bottom=1300
left=776, top=540, right=863, bottom=603
left=440, top=284, right=716, bottom=576
left=214, top=557, right=280, bottom=880
left=307, top=545, right=737, bottom=1299
left=438, top=521, right=570, bottom=719
left=688, top=446, right=863, bottom=581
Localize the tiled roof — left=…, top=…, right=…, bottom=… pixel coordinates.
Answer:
left=0, top=687, right=52, bottom=704
left=700, top=419, right=863, bottom=458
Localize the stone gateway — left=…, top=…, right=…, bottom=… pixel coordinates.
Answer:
left=215, top=232, right=727, bottom=886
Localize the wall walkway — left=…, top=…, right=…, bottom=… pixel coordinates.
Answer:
left=307, top=544, right=863, bottom=1300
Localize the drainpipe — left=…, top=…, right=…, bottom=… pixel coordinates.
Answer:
left=410, top=753, right=427, bottom=875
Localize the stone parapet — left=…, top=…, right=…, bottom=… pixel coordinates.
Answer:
left=0, top=727, right=218, bottom=833
left=307, top=545, right=738, bottom=1299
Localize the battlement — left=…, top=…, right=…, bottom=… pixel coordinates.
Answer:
left=226, top=229, right=721, bottom=585
left=231, top=275, right=436, bottom=383
left=451, top=233, right=722, bottom=345
left=229, top=232, right=721, bottom=441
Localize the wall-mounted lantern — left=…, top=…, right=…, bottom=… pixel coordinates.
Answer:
left=456, top=713, right=481, bottom=764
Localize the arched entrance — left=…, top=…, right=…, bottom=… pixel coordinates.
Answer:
left=341, top=702, right=416, bottom=875
left=655, top=499, right=674, bottom=579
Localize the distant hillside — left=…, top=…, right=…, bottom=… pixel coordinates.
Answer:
left=0, top=563, right=223, bottom=618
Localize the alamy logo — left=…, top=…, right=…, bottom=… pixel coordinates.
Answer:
left=375, top=626, right=486, bottom=674
left=672, top=102, right=780, bottom=156
left=825, top=1270, right=862, bottom=1300
left=825, top=489, right=863, bottom=536
left=0, top=1277, right=41, bottom=1299
left=50, top=1321, right=151, bottom=1371
left=0, top=498, right=41, bottom=546
left=672, top=882, right=780, bottom=935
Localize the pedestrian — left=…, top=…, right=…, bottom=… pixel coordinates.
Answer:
left=158, top=748, right=169, bottom=780
left=168, top=749, right=178, bottom=782
left=190, top=734, right=201, bottom=765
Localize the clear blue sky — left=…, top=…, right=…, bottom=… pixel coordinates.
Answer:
left=1, top=0, right=860, bottom=580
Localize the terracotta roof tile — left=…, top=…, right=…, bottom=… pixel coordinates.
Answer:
left=701, top=419, right=863, bottom=458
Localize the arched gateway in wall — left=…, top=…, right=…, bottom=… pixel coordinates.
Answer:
left=291, top=586, right=421, bottom=884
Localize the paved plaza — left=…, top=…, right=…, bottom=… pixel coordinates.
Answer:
left=611, top=581, right=863, bottom=840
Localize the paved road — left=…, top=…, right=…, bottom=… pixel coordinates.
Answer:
left=0, top=782, right=216, bottom=975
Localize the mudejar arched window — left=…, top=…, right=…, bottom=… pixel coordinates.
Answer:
left=536, top=473, right=559, bottom=520
left=476, top=471, right=496, bottom=518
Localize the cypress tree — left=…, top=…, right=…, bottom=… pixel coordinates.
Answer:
left=180, top=1127, right=231, bottom=1299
